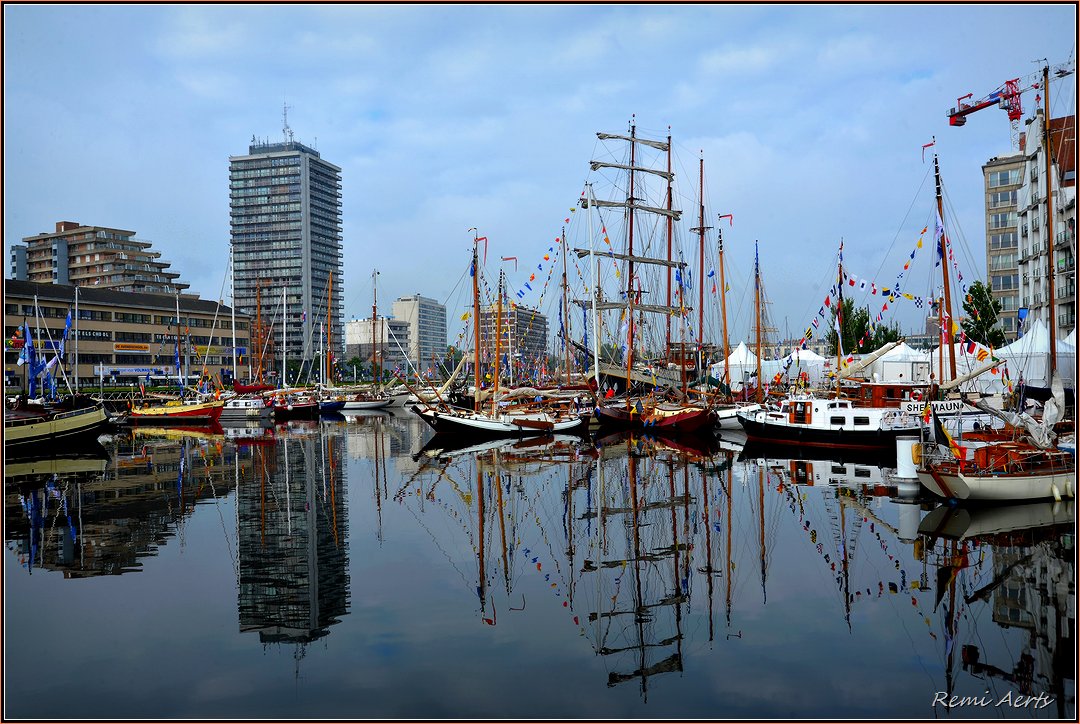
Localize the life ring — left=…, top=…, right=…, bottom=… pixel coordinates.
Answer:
left=911, top=390, right=922, bottom=402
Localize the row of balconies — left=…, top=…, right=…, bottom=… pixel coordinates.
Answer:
left=1059, top=313, right=1076, bottom=329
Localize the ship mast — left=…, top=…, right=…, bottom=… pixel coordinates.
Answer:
left=472, top=231, right=482, bottom=413
left=1042, top=64, right=1058, bottom=378
left=754, top=242, right=763, bottom=404
left=934, top=155, right=958, bottom=382
left=665, top=128, right=673, bottom=357
left=493, top=270, right=503, bottom=416
left=625, top=118, right=637, bottom=408
left=718, top=215, right=733, bottom=395
left=561, top=224, right=571, bottom=383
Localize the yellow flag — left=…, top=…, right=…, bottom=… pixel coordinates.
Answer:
left=917, top=238, right=923, bottom=248
left=461, top=312, right=469, bottom=321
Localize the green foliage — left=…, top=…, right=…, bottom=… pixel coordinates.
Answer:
left=960, top=280, right=1006, bottom=348
left=826, top=298, right=902, bottom=356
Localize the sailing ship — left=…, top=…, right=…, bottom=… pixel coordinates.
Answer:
left=412, top=232, right=585, bottom=437
left=577, top=121, right=714, bottom=434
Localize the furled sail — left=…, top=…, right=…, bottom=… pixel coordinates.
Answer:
left=572, top=248, right=687, bottom=268
left=596, top=132, right=669, bottom=151
left=573, top=300, right=691, bottom=315
left=589, top=161, right=673, bottom=181
left=586, top=198, right=682, bottom=220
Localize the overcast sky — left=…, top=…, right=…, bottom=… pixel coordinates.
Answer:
left=3, top=4, right=1076, bottom=347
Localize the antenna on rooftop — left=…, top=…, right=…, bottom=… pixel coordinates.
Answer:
left=282, top=100, right=295, bottom=143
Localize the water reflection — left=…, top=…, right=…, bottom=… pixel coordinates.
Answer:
left=6, top=429, right=243, bottom=577
left=238, top=421, right=350, bottom=666
left=3, top=414, right=1074, bottom=718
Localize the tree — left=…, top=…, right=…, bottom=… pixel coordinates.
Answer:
left=960, top=280, right=1006, bottom=348
left=827, top=298, right=902, bottom=356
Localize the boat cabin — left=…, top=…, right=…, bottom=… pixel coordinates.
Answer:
left=849, top=381, right=931, bottom=408
left=777, top=398, right=878, bottom=429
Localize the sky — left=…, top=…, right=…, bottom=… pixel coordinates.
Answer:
left=3, top=4, right=1076, bottom=349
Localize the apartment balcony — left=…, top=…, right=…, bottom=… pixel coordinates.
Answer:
left=1059, top=313, right=1076, bottom=329
left=1058, top=256, right=1076, bottom=274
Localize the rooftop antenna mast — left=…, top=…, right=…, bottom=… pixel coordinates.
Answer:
left=282, top=101, right=295, bottom=143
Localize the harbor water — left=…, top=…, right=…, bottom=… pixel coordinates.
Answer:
left=4, top=409, right=1075, bottom=719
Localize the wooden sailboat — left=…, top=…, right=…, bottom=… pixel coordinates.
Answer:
left=412, top=232, right=585, bottom=437
left=581, top=122, right=715, bottom=434
left=126, top=292, right=225, bottom=425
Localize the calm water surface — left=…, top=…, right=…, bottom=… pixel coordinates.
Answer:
left=4, top=410, right=1075, bottom=719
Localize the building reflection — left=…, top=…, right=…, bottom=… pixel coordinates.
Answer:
left=237, top=423, right=350, bottom=657
left=4, top=432, right=244, bottom=577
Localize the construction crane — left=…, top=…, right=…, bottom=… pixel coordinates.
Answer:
left=946, top=60, right=1074, bottom=147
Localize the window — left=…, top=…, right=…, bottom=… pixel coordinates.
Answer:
left=988, top=169, right=1020, bottom=188
left=990, top=212, right=1017, bottom=230
left=829, top=416, right=845, bottom=426
left=990, top=253, right=1017, bottom=271
left=853, top=416, right=870, bottom=426
left=989, top=190, right=1017, bottom=208
left=990, top=232, right=1018, bottom=250
left=991, top=274, right=1019, bottom=291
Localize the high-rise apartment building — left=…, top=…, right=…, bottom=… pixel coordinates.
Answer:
left=9, top=221, right=188, bottom=294
left=230, top=134, right=343, bottom=368
left=982, top=153, right=1024, bottom=341
left=1017, top=111, right=1076, bottom=340
left=391, top=294, right=447, bottom=375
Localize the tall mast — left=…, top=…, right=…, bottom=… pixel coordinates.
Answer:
left=327, top=270, right=333, bottom=385
left=73, top=286, right=79, bottom=394
left=625, top=118, right=637, bottom=406
left=587, top=185, right=601, bottom=385
left=255, top=282, right=263, bottom=381
left=371, top=269, right=379, bottom=387
left=754, top=242, right=762, bottom=404
left=718, top=216, right=732, bottom=394
left=1042, top=64, right=1057, bottom=377
left=472, top=232, right=482, bottom=413
left=836, top=240, right=843, bottom=399
left=694, top=154, right=710, bottom=351
left=665, top=128, right=673, bottom=354
left=230, top=246, right=237, bottom=382
left=175, top=291, right=184, bottom=392
left=934, top=154, right=958, bottom=382
left=561, top=224, right=571, bottom=383
left=282, top=286, right=287, bottom=387
left=493, top=270, right=503, bottom=416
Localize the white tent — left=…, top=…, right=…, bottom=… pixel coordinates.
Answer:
left=782, top=347, right=828, bottom=386
left=710, top=341, right=759, bottom=391
left=994, top=319, right=1076, bottom=388
left=868, top=342, right=931, bottom=383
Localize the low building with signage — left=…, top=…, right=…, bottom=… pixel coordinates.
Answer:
left=4, top=280, right=250, bottom=391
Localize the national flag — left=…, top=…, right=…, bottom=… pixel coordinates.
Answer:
left=976, top=349, right=989, bottom=362
left=932, top=410, right=965, bottom=459
left=921, top=400, right=932, bottom=424
left=965, top=340, right=976, bottom=354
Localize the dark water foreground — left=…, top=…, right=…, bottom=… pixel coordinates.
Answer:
left=4, top=411, right=1075, bottom=719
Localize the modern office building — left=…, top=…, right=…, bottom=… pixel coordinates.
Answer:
left=982, top=152, right=1025, bottom=341
left=344, top=317, right=410, bottom=376
left=478, top=304, right=549, bottom=366
left=391, top=294, right=447, bottom=376
left=1016, top=111, right=1076, bottom=340
left=229, top=130, right=343, bottom=370
left=9, top=221, right=188, bottom=294
left=4, top=280, right=250, bottom=390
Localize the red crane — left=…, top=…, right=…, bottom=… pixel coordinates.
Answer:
left=946, top=62, right=1074, bottom=146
